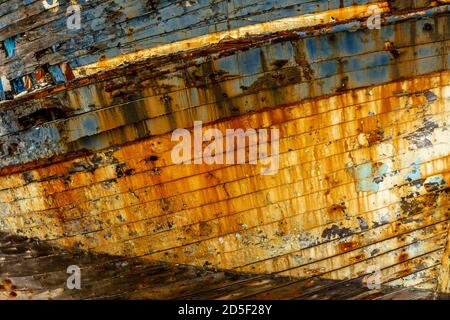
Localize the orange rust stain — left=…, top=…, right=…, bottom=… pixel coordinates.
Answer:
left=338, top=242, right=359, bottom=253
left=327, top=203, right=347, bottom=216
left=304, top=279, right=316, bottom=287
left=367, top=128, right=384, bottom=145
left=8, top=292, right=17, bottom=299
left=1, top=279, right=13, bottom=291
left=1, top=279, right=17, bottom=300
left=349, top=254, right=366, bottom=263
left=399, top=252, right=409, bottom=263
left=397, top=268, right=412, bottom=278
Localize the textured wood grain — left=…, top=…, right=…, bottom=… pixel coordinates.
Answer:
left=0, top=0, right=449, bottom=297
left=1, top=231, right=449, bottom=300
left=0, top=71, right=448, bottom=293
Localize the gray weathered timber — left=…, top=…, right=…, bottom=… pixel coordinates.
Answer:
left=1, top=231, right=449, bottom=300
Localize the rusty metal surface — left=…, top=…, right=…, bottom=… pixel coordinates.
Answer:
left=0, top=0, right=449, bottom=298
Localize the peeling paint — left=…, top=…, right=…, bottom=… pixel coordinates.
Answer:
left=0, top=0, right=449, bottom=297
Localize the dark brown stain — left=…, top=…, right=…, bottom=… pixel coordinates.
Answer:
left=400, top=188, right=446, bottom=216
left=18, top=108, right=67, bottom=130
left=145, top=155, right=159, bottom=163
left=199, top=221, right=213, bottom=237
left=404, top=118, right=439, bottom=149
left=326, top=203, right=347, bottom=221
left=115, top=162, right=135, bottom=178
left=398, top=251, right=409, bottom=262
left=385, top=41, right=400, bottom=59
left=322, top=224, right=352, bottom=240
left=367, top=128, right=385, bottom=145
left=247, top=66, right=303, bottom=93
left=290, top=40, right=315, bottom=81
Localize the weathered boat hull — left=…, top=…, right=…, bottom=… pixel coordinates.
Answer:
left=0, top=0, right=449, bottom=298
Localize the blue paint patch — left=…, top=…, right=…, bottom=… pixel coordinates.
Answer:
left=81, top=114, right=100, bottom=134
left=380, top=25, right=395, bottom=39
left=305, top=37, right=319, bottom=60
left=405, top=159, right=421, bottom=181
left=340, top=31, right=363, bottom=55
left=217, top=55, right=239, bottom=74
left=377, top=163, right=389, bottom=175
left=238, top=48, right=262, bottom=74
left=48, top=65, right=66, bottom=84
left=358, top=178, right=379, bottom=192
left=319, top=35, right=334, bottom=59
left=368, top=65, right=389, bottom=83
left=355, top=162, right=373, bottom=179
left=29, top=125, right=60, bottom=143
left=348, top=161, right=389, bottom=192
left=0, top=79, right=4, bottom=101
left=270, top=42, right=294, bottom=64
left=417, top=44, right=436, bottom=58
left=12, top=78, right=25, bottom=94
left=348, top=162, right=373, bottom=191
left=331, top=21, right=361, bottom=33
left=349, top=51, right=390, bottom=70
left=301, top=2, right=328, bottom=14
left=314, top=60, right=338, bottom=78
left=353, top=65, right=389, bottom=87
left=425, top=176, right=444, bottom=185
left=373, top=52, right=390, bottom=66
left=417, top=56, right=442, bottom=75
left=4, top=37, right=16, bottom=57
